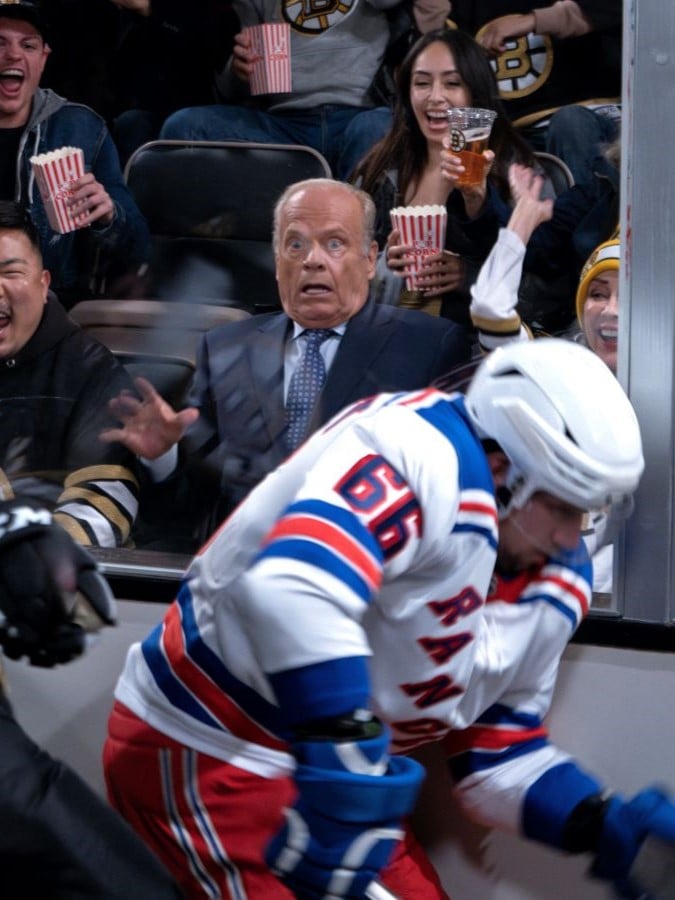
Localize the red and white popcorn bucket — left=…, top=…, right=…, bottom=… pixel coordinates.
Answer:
left=390, top=205, right=448, bottom=290
left=30, top=146, right=85, bottom=234
left=246, top=23, right=291, bottom=95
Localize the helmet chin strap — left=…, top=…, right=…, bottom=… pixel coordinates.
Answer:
left=496, top=485, right=513, bottom=520
left=496, top=464, right=530, bottom=520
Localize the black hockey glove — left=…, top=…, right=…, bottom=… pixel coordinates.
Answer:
left=0, top=499, right=116, bottom=667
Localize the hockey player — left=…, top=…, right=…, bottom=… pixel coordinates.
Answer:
left=0, top=497, right=184, bottom=898
left=103, top=339, right=669, bottom=900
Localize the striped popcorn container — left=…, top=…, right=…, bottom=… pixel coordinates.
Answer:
left=390, top=205, right=447, bottom=291
left=246, top=23, right=291, bottom=95
left=30, top=146, right=85, bottom=234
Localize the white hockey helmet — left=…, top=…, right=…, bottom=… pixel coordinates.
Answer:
left=464, top=339, right=644, bottom=514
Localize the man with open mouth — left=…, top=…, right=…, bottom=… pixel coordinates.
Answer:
left=0, top=0, right=150, bottom=309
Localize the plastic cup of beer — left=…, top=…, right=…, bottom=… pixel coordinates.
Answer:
left=446, top=107, right=496, bottom=188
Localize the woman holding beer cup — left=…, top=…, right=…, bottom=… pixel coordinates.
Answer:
left=352, top=28, right=534, bottom=323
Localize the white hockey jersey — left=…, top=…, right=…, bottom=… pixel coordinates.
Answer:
left=117, top=390, right=496, bottom=766
left=115, top=388, right=592, bottom=834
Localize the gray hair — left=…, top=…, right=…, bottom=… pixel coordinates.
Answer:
left=272, top=178, right=376, bottom=255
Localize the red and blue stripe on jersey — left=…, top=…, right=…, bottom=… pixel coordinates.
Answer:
left=141, top=584, right=291, bottom=747
left=517, top=550, right=591, bottom=629
left=445, top=702, right=550, bottom=781
left=489, top=547, right=592, bottom=631
left=252, top=483, right=409, bottom=725
left=444, top=554, right=592, bottom=783
left=255, top=498, right=385, bottom=601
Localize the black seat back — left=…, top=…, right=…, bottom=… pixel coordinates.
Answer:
left=70, top=299, right=251, bottom=406
left=125, top=140, right=332, bottom=313
left=534, top=151, right=575, bottom=198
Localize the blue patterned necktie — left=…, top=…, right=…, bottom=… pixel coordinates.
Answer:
left=284, top=328, right=334, bottom=451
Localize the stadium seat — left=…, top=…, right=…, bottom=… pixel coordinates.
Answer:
left=124, top=140, right=332, bottom=313
left=70, top=299, right=251, bottom=407
left=534, top=151, right=575, bottom=197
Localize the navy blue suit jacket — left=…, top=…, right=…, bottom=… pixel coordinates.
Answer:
left=141, top=300, right=471, bottom=548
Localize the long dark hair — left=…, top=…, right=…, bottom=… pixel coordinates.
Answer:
left=353, top=28, right=535, bottom=201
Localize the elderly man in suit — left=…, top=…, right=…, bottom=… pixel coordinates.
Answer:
left=102, top=178, right=472, bottom=549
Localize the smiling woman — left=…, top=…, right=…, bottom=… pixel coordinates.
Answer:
left=352, top=28, right=535, bottom=324
left=575, top=237, right=620, bottom=373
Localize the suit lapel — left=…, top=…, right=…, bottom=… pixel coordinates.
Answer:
left=320, top=302, right=395, bottom=421
left=246, top=314, right=291, bottom=446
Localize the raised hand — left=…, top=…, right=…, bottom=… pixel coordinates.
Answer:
left=506, top=163, right=554, bottom=243
left=100, top=376, right=199, bottom=460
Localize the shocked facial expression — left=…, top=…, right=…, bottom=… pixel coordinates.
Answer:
left=409, top=41, right=472, bottom=146
left=0, top=20, right=49, bottom=127
left=497, top=491, right=584, bottom=574
left=582, top=270, right=619, bottom=374
left=0, top=229, right=50, bottom=359
left=275, top=184, right=377, bottom=329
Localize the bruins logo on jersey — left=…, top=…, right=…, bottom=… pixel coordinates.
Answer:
left=475, top=21, right=554, bottom=100
left=282, top=0, right=356, bottom=34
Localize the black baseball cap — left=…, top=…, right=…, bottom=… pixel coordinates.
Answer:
left=0, top=1, right=49, bottom=41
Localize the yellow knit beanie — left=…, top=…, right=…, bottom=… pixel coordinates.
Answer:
left=576, top=238, right=620, bottom=324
